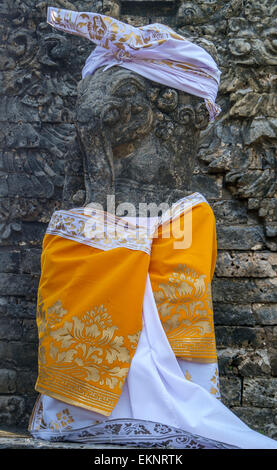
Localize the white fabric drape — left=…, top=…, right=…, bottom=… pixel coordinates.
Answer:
left=30, top=275, right=277, bottom=449
left=47, top=7, right=222, bottom=121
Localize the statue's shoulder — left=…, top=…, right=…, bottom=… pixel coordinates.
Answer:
left=178, top=192, right=216, bottom=225
left=174, top=192, right=212, bottom=211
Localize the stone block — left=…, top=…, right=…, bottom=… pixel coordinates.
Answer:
left=16, top=370, right=37, bottom=395
left=243, top=378, right=277, bottom=408
left=191, top=173, right=222, bottom=198
left=259, top=199, right=277, bottom=223
left=216, top=225, right=265, bottom=250
left=212, top=278, right=277, bottom=303
left=0, top=342, right=7, bottom=368
left=217, top=348, right=244, bottom=376
left=0, top=369, right=16, bottom=393
left=215, top=252, right=277, bottom=278
left=0, top=298, right=7, bottom=315
left=252, top=304, right=277, bottom=325
left=0, top=396, right=25, bottom=426
left=20, top=222, right=47, bottom=246
left=264, top=326, right=277, bottom=349
left=0, top=250, right=20, bottom=273
left=215, top=326, right=265, bottom=349
left=213, top=303, right=255, bottom=326
left=22, top=319, right=38, bottom=343
left=0, top=96, right=40, bottom=123
left=0, top=222, right=47, bottom=247
left=232, top=350, right=272, bottom=377
left=21, top=249, right=42, bottom=275
left=0, top=342, right=38, bottom=369
left=0, top=317, right=22, bottom=341
left=219, top=376, right=241, bottom=406
left=0, top=273, right=37, bottom=296
left=211, top=199, right=248, bottom=224
left=0, top=197, right=60, bottom=224
left=0, top=299, right=37, bottom=319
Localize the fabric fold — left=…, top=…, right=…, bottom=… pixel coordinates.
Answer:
left=29, top=273, right=277, bottom=449
left=34, top=193, right=219, bottom=415
left=46, top=6, right=222, bottom=121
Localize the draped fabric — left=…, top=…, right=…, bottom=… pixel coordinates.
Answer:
left=46, top=7, right=222, bottom=121
left=34, top=193, right=218, bottom=416
left=30, top=192, right=277, bottom=449
left=149, top=201, right=217, bottom=363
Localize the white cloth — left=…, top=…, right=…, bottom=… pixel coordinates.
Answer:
left=47, top=7, right=222, bottom=121
left=30, top=275, right=277, bottom=449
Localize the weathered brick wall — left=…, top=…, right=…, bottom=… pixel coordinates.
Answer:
left=0, top=0, right=276, bottom=438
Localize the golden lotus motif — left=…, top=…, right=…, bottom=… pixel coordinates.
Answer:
left=152, top=264, right=217, bottom=362
left=37, top=300, right=137, bottom=391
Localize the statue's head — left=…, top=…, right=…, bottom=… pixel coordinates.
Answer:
left=46, top=7, right=221, bottom=209
left=76, top=65, right=210, bottom=209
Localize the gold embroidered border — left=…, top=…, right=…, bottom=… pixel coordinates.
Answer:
left=45, top=193, right=207, bottom=255
left=28, top=394, right=43, bottom=432
left=35, top=365, right=119, bottom=416
left=46, top=209, right=153, bottom=255
left=157, top=192, right=207, bottom=227
left=170, top=338, right=217, bottom=363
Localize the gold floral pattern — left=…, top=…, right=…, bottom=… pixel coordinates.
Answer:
left=128, top=331, right=141, bottom=349
left=30, top=396, right=75, bottom=432
left=48, top=408, right=75, bottom=432
left=181, top=365, right=221, bottom=399
left=37, top=295, right=68, bottom=333
left=210, top=368, right=221, bottom=398
left=38, top=301, right=137, bottom=392
left=185, top=370, right=192, bottom=381
left=37, top=293, right=69, bottom=366
left=152, top=264, right=217, bottom=361
left=154, top=264, right=214, bottom=337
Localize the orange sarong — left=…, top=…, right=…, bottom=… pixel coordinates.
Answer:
left=35, top=193, right=218, bottom=416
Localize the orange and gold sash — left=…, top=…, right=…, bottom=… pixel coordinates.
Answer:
left=35, top=193, right=218, bottom=416
left=150, top=200, right=217, bottom=363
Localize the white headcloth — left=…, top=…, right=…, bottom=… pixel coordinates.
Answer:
left=47, top=7, right=222, bottom=122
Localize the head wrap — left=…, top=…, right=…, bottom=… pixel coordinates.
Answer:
left=47, top=7, right=222, bottom=122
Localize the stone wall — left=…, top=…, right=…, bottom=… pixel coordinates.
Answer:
left=0, top=0, right=277, bottom=438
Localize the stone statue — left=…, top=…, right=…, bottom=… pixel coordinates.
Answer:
left=62, top=65, right=210, bottom=215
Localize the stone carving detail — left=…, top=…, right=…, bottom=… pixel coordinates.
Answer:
left=65, top=66, right=209, bottom=210
left=0, top=0, right=277, bottom=439
left=174, top=0, right=277, bottom=252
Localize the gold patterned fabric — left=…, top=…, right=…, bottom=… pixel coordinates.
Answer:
left=149, top=199, right=217, bottom=363
left=35, top=193, right=218, bottom=416
left=47, top=6, right=222, bottom=121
